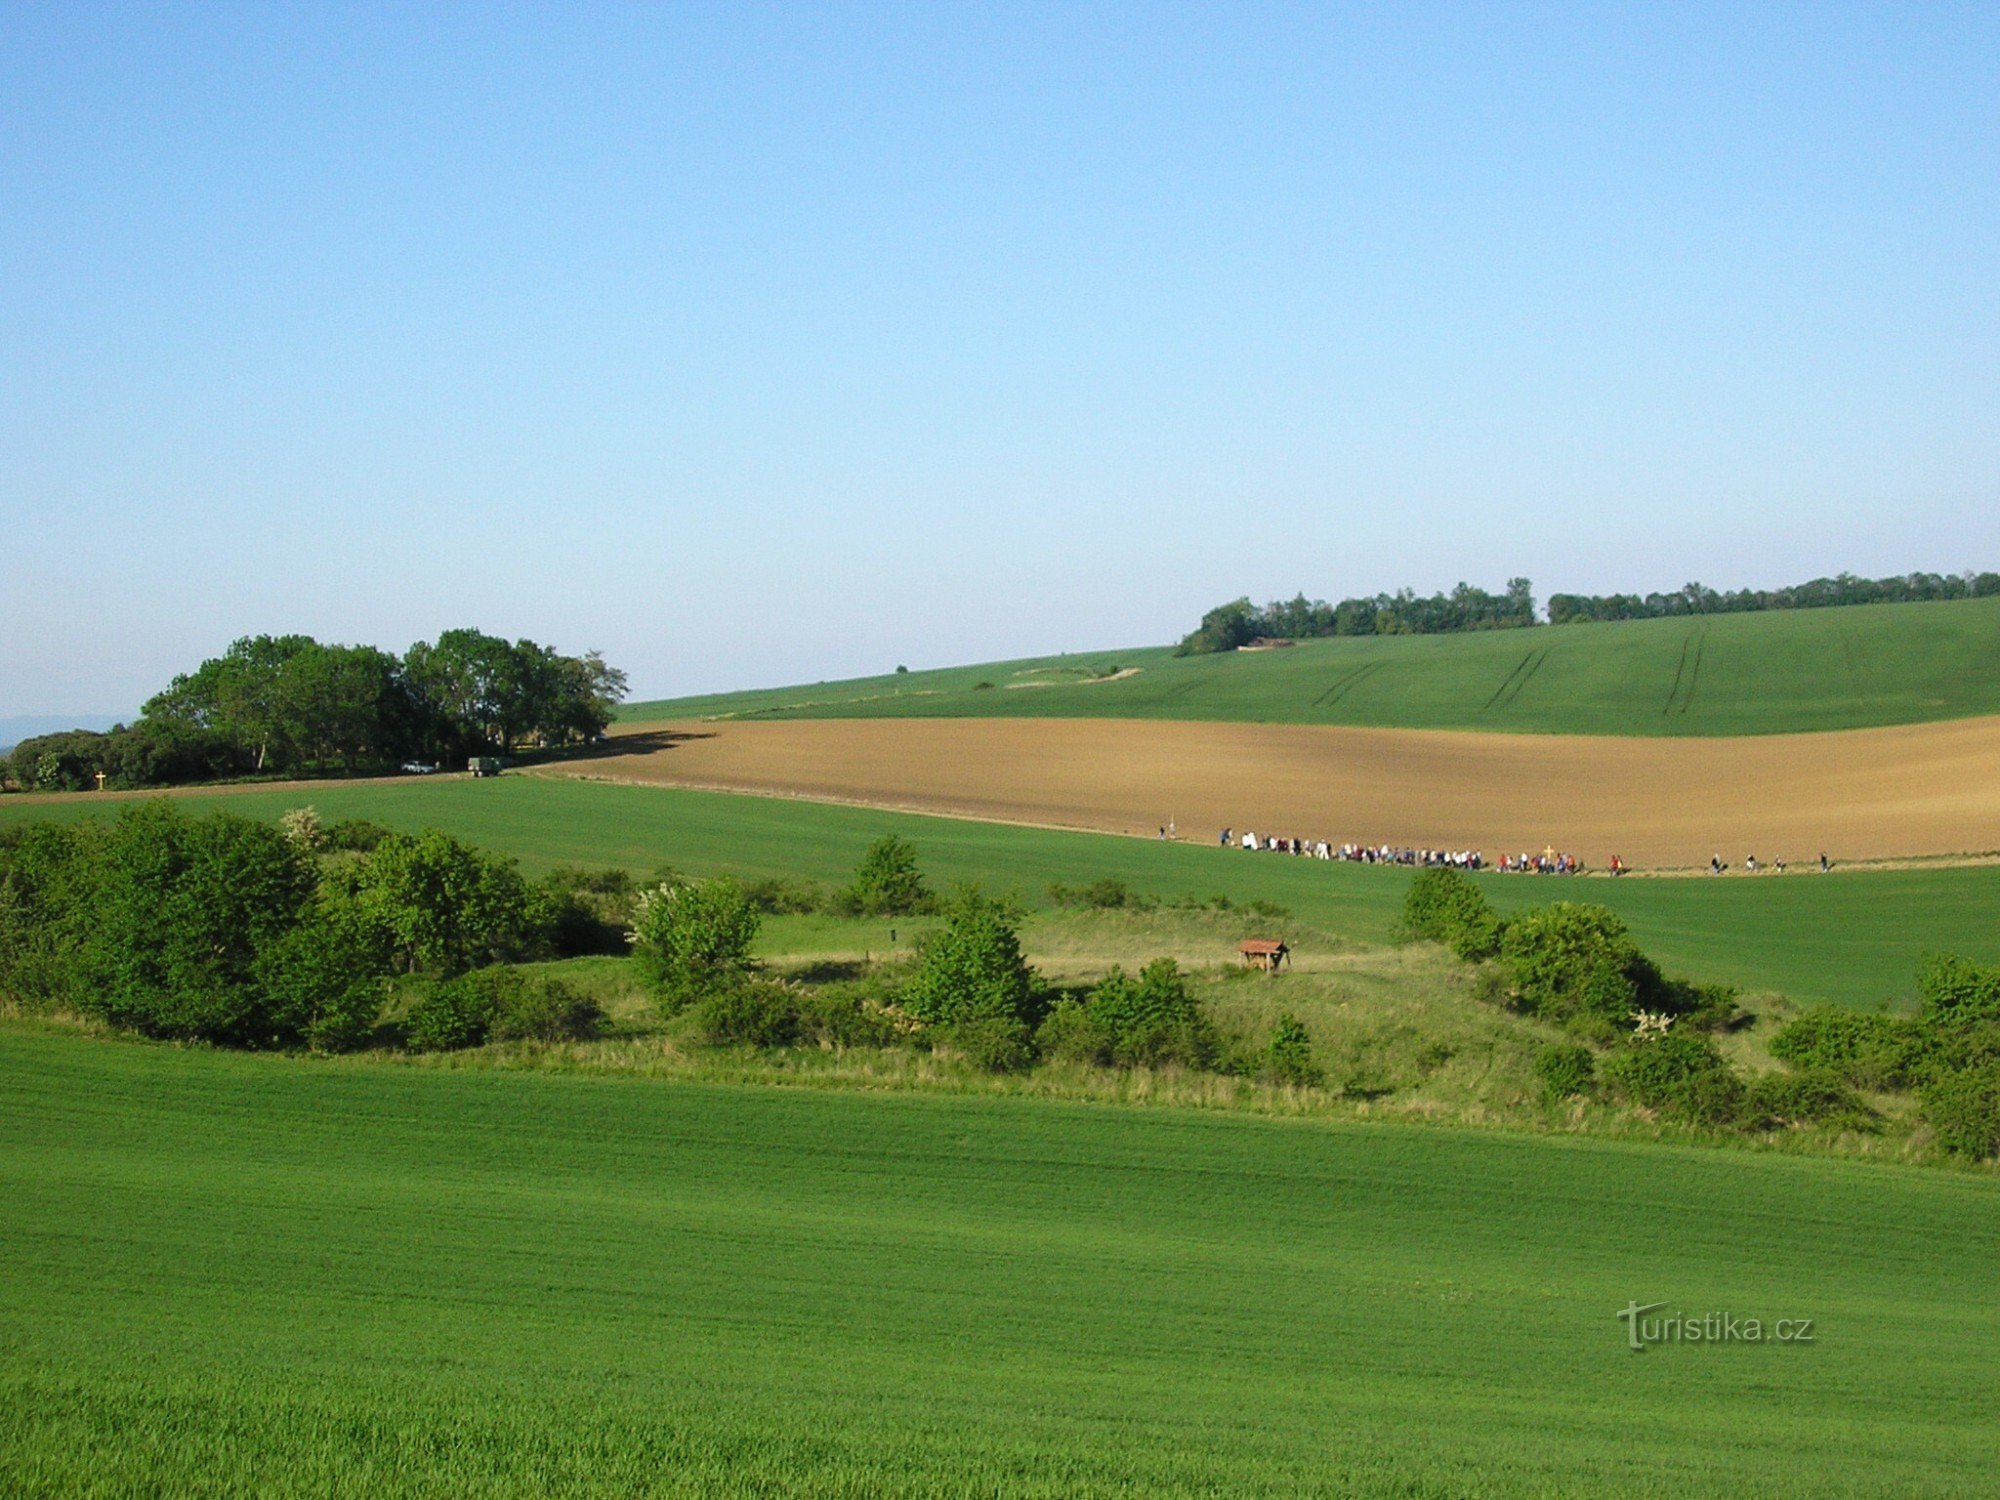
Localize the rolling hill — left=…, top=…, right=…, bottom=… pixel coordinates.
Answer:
left=624, top=596, right=2000, bottom=737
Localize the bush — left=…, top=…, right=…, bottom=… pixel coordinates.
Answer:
left=539, top=866, right=639, bottom=957
left=1085, top=958, right=1218, bottom=1068
left=1401, top=868, right=1503, bottom=961
left=65, top=802, right=320, bottom=1044
left=628, top=877, right=761, bottom=1013
left=1920, top=1064, right=2000, bottom=1160
left=253, top=893, right=392, bottom=1052
left=278, top=807, right=327, bottom=852
left=740, top=877, right=824, bottom=915
left=901, top=890, right=1038, bottom=1032
left=1916, top=952, right=2000, bottom=1023
left=843, top=836, right=933, bottom=917
left=348, top=829, right=542, bottom=977
left=1745, top=1070, right=1877, bottom=1132
left=1048, top=878, right=1154, bottom=912
left=489, top=977, right=603, bottom=1044
left=1264, top=1013, right=1323, bottom=1087
left=948, top=1015, right=1034, bottom=1071
left=792, top=983, right=905, bottom=1049
left=1534, top=1043, right=1596, bottom=1102
left=404, top=968, right=513, bottom=1052
left=1499, top=903, right=1650, bottom=1034
left=1604, top=1033, right=1746, bottom=1126
left=323, top=818, right=393, bottom=853
left=1769, top=1009, right=1917, bottom=1090
left=1035, top=999, right=1111, bottom=1064
left=692, top=981, right=800, bottom=1048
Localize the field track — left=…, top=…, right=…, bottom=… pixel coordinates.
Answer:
left=582, top=715, right=2000, bottom=868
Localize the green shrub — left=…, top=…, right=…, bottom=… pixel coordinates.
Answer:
left=323, top=818, right=393, bottom=853
left=1499, top=903, right=1651, bottom=1034
left=1909, top=1015, right=2000, bottom=1085
left=1920, top=1064, right=2000, bottom=1159
left=1401, top=868, right=1503, bottom=960
left=66, top=802, right=320, bottom=1044
left=1264, top=1013, right=1323, bottom=1087
left=404, top=968, right=513, bottom=1052
left=489, top=978, right=603, bottom=1044
left=741, top=877, right=825, bottom=915
left=539, top=866, right=639, bottom=957
left=1745, top=1070, right=1877, bottom=1132
left=1048, top=878, right=1155, bottom=912
left=1604, top=1033, right=1746, bottom=1126
left=948, top=1016, right=1034, bottom=1072
left=1035, top=999, right=1111, bottom=1064
left=628, top=877, right=761, bottom=1013
left=1769, top=1009, right=1917, bottom=1090
left=1916, top=952, right=2000, bottom=1023
left=691, top=982, right=800, bottom=1048
left=1534, top=1043, right=1596, bottom=1102
left=253, top=893, right=392, bottom=1052
left=792, top=983, right=904, bottom=1049
left=348, top=829, right=542, bottom=977
left=1085, top=958, right=1218, bottom=1068
left=902, top=891, right=1038, bottom=1031
left=842, top=836, right=934, bottom=917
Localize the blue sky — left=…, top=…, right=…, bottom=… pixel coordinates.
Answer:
left=4, top=2, right=1997, bottom=714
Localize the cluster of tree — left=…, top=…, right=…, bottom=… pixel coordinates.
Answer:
left=1176, top=568, right=2000, bottom=653
left=1546, top=570, right=2000, bottom=625
left=626, top=855, right=1317, bottom=1082
left=1176, top=581, right=1536, bottom=654
left=1767, top=954, right=2000, bottom=1160
left=1403, top=869, right=2000, bottom=1156
left=5, top=628, right=626, bottom=791
left=0, top=803, right=605, bottom=1052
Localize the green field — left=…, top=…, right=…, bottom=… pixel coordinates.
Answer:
left=3, top=1029, right=1995, bottom=1497
left=4, top=775, right=1998, bottom=1007
left=624, top=596, right=2000, bottom=736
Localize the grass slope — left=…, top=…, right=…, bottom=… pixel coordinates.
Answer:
left=625, top=596, right=2000, bottom=736
left=4, top=1029, right=1997, bottom=1497
left=5, top=776, right=1998, bottom=1007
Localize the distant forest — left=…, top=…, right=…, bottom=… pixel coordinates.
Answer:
left=1177, top=570, right=2000, bottom=654
left=5, top=630, right=626, bottom=793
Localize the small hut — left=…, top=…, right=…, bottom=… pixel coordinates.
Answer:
left=1238, top=938, right=1290, bottom=972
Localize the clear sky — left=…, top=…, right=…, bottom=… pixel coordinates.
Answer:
left=4, top=2, right=1997, bottom=715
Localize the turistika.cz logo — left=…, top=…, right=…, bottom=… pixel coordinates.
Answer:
left=1617, top=1301, right=1816, bottom=1352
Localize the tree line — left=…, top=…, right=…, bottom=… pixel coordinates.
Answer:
left=5, top=628, right=627, bottom=792
left=1177, top=580, right=1536, bottom=654
left=1545, top=569, right=2000, bottom=624
left=1177, top=568, right=2000, bottom=653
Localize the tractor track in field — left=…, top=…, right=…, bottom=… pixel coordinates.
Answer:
left=1482, top=649, right=1549, bottom=712
left=1663, top=629, right=1708, bottom=717
left=1313, top=662, right=1385, bottom=708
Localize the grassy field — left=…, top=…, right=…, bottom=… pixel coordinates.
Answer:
left=623, top=596, right=2000, bottom=737
left=3, top=1026, right=1996, bottom=1498
left=4, top=775, right=1999, bottom=1007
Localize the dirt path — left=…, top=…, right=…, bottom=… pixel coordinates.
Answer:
left=573, top=715, right=2000, bottom=868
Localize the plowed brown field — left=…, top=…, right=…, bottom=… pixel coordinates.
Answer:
left=573, top=715, right=2000, bottom=868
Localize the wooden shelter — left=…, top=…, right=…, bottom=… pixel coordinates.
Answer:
left=1238, top=938, right=1290, bottom=972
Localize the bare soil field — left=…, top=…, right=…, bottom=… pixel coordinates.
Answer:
left=573, top=715, right=2000, bottom=869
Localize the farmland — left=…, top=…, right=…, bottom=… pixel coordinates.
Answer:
left=625, top=595, right=2000, bottom=738
left=575, top=711, right=2000, bottom=870
left=3, top=1027, right=1996, bottom=1498
left=4, top=774, right=1998, bottom=1006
